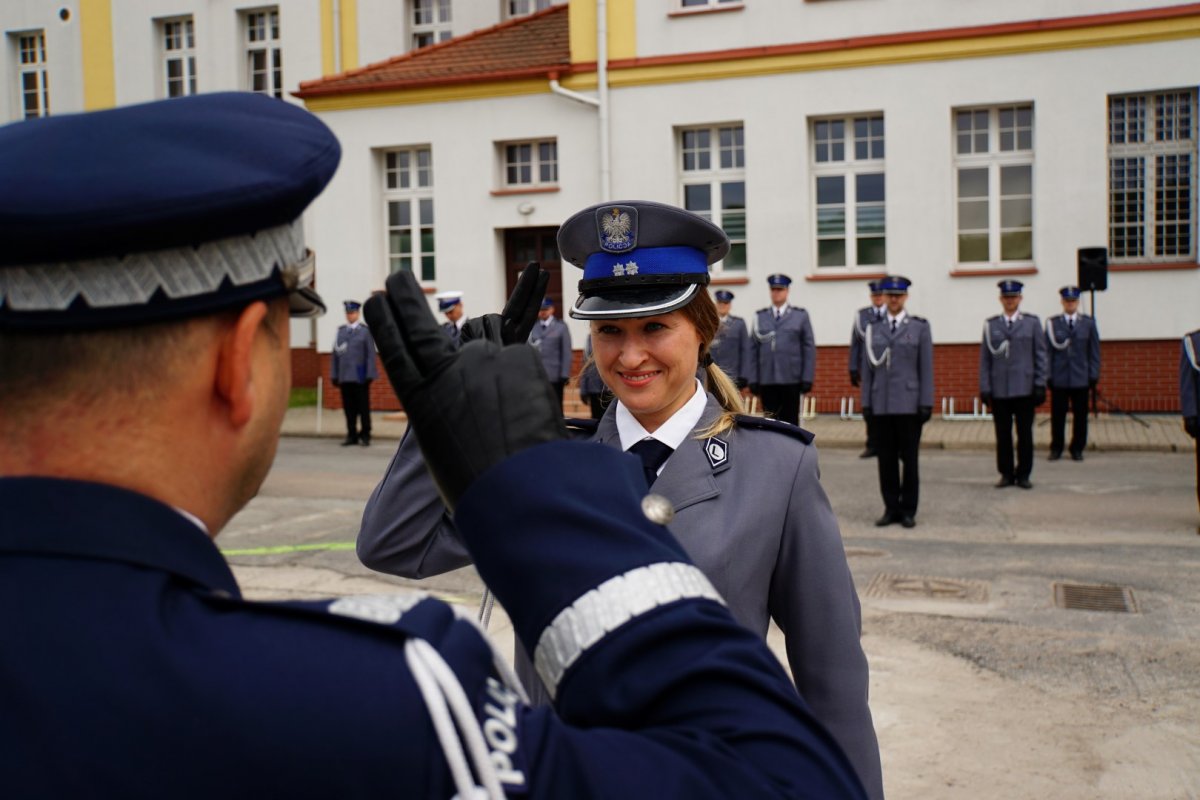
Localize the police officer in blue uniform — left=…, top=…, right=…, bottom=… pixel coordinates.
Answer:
left=332, top=299, right=378, bottom=445
left=711, top=289, right=752, bottom=389
left=751, top=274, right=816, bottom=426
left=0, top=94, right=867, bottom=800
left=1045, top=285, right=1101, bottom=461
left=1181, top=329, right=1200, bottom=517
left=359, top=201, right=884, bottom=799
left=529, top=297, right=573, bottom=407
left=981, top=280, right=1047, bottom=488
left=850, top=280, right=886, bottom=457
left=860, top=276, right=933, bottom=528
left=435, top=290, right=465, bottom=349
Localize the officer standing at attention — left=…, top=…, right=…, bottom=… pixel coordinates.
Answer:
left=850, top=280, right=886, bottom=458
left=529, top=296, right=572, bottom=407
left=751, top=274, right=816, bottom=425
left=711, top=289, right=752, bottom=390
left=1045, top=285, right=1101, bottom=461
left=0, top=94, right=868, bottom=800
left=980, top=280, right=1047, bottom=488
left=1181, top=328, right=1200, bottom=519
left=331, top=299, right=378, bottom=446
left=435, top=290, right=465, bottom=349
left=860, top=276, right=933, bottom=528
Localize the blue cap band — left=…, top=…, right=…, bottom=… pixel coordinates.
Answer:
left=582, top=246, right=707, bottom=283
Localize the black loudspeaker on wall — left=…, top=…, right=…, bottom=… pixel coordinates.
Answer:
left=1077, top=247, right=1108, bottom=291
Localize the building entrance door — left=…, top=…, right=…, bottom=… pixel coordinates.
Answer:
left=505, top=227, right=563, bottom=311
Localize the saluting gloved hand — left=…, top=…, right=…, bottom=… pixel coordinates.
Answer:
left=460, top=261, right=550, bottom=346
left=1033, top=386, right=1047, bottom=406
left=365, top=270, right=566, bottom=511
left=1185, top=416, right=1199, bottom=439
left=918, top=406, right=932, bottom=424
left=849, top=371, right=860, bottom=388
left=799, top=381, right=813, bottom=394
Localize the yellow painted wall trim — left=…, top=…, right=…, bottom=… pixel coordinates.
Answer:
left=340, top=0, right=359, bottom=72
left=80, top=0, right=115, bottom=110
left=303, top=79, right=553, bottom=112
left=569, top=0, right=636, bottom=64
left=320, top=0, right=335, bottom=76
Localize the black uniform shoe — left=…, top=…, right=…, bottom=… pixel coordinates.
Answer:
left=875, top=513, right=898, bottom=527
left=1015, top=478, right=1033, bottom=489
left=341, top=436, right=358, bottom=446
left=1070, top=452, right=1083, bottom=461
left=900, top=516, right=916, bottom=529
left=1048, top=451, right=1062, bottom=461
left=360, top=435, right=371, bottom=447
left=859, top=448, right=877, bottom=459
left=994, top=477, right=1014, bottom=488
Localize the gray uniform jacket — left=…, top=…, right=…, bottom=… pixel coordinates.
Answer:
left=1045, top=314, right=1100, bottom=389
left=330, top=323, right=378, bottom=384
left=1182, top=330, right=1200, bottom=418
left=529, top=317, right=572, bottom=382
left=860, top=315, right=934, bottom=415
left=849, top=306, right=884, bottom=377
left=356, top=395, right=884, bottom=800
left=577, top=335, right=607, bottom=396
left=980, top=313, right=1047, bottom=399
left=751, top=306, right=816, bottom=386
left=711, top=315, right=752, bottom=384
left=441, top=320, right=462, bottom=350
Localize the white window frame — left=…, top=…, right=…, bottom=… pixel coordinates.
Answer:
left=159, top=16, right=197, bottom=98
left=810, top=113, right=886, bottom=271
left=953, top=103, right=1035, bottom=267
left=499, top=138, right=558, bottom=189
left=677, top=0, right=743, bottom=10
left=678, top=124, right=747, bottom=274
left=382, top=147, right=436, bottom=283
left=1108, top=88, right=1197, bottom=263
left=14, top=30, right=49, bottom=119
left=504, top=0, right=553, bottom=20
left=243, top=8, right=282, bottom=99
left=412, top=0, right=452, bottom=49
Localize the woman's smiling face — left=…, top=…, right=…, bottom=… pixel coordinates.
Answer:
left=591, top=312, right=702, bottom=432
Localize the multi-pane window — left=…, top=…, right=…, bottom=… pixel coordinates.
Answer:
left=680, top=125, right=747, bottom=272
left=501, top=140, right=558, bottom=188
left=160, top=17, right=197, bottom=98
left=505, top=0, right=553, bottom=19
left=15, top=31, right=49, bottom=119
left=384, top=148, right=436, bottom=281
left=811, top=115, right=885, bottom=269
left=244, top=8, right=282, bottom=99
left=1108, top=89, right=1196, bottom=262
left=953, top=104, right=1034, bottom=265
left=412, top=0, right=452, bottom=49
left=679, top=0, right=742, bottom=8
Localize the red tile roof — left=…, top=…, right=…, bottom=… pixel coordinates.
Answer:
left=296, top=5, right=571, bottom=98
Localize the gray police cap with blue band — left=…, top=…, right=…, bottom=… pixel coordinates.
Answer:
left=558, top=201, right=729, bottom=320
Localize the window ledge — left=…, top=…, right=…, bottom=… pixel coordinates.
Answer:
left=491, top=186, right=560, bottom=197
left=668, top=3, right=745, bottom=19
left=949, top=266, right=1038, bottom=278
left=805, top=271, right=888, bottom=282
left=1109, top=261, right=1198, bottom=272
left=711, top=276, right=750, bottom=285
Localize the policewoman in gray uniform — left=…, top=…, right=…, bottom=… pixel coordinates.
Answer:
left=710, top=289, right=752, bottom=388
left=859, top=276, right=933, bottom=528
left=1181, top=329, right=1200, bottom=515
left=750, top=274, right=816, bottom=425
left=850, top=280, right=886, bottom=458
left=358, top=201, right=884, bottom=800
left=1044, top=285, right=1101, bottom=461
left=980, top=279, right=1047, bottom=488
left=529, top=297, right=572, bottom=406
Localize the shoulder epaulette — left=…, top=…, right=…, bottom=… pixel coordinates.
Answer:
left=733, top=414, right=815, bottom=445
left=756, top=307, right=770, bottom=314
left=908, top=315, right=926, bottom=322
left=987, top=314, right=1002, bottom=322
left=565, top=417, right=599, bottom=434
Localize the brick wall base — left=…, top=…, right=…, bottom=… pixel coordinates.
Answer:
left=292, top=338, right=1185, bottom=414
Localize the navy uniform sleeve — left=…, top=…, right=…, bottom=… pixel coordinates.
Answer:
left=456, top=441, right=868, bottom=799
left=920, top=318, right=934, bottom=408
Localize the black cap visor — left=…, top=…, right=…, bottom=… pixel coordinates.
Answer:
left=570, top=284, right=700, bottom=320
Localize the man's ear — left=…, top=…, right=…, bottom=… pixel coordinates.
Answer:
left=215, top=302, right=269, bottom=428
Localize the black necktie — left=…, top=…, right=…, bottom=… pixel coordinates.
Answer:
left=890, top=319, right=897, bottom=333
left=1068, top=318, right=1075, bottom=330
left=629, top=439, right=674, bottom=488
left=1006, top=318, right=1013, bottom=329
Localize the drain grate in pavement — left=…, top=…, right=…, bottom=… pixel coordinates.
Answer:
left=1053, top=582, right=1137, bottom=613
left=865, top=573, right=989, bottom=603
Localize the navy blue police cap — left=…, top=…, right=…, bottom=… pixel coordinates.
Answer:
left=435, top=291, right=463, bottom=312
left=868, top=280, right=883, bottom=294
left=998, top=279, right=1024, bottom=296
left=559, top=200, right=729, bottom=319
left=1059, top=285, right=1081, bottom=299
left=0, top=92, right=341, bottom=330
left=879, top=275, right=911, bottom=294
left=344, top=300, right=362, bottom=313
left=714, top=290, right=735, bottom=303
left=767, top=274, right=793, bottom=288
left=541, top=297, right=555, bottom=309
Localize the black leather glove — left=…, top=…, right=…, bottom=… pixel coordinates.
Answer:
left=980, top=393, right=992, bottom=406
left=365, top=270, right=566, bottom=511
left=460, top=261, right=550, bottom=346
left=798, top=382, right=813, bottom=394
left=750, top=384, right=760, bottom=396
left=1185, top=416, right=1199, bottom=439
left=1033, top=386, right=1046, bottom=406
left=849, top=371, right=860, bottom=388
left=918, top=406, right=932, bottom=424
